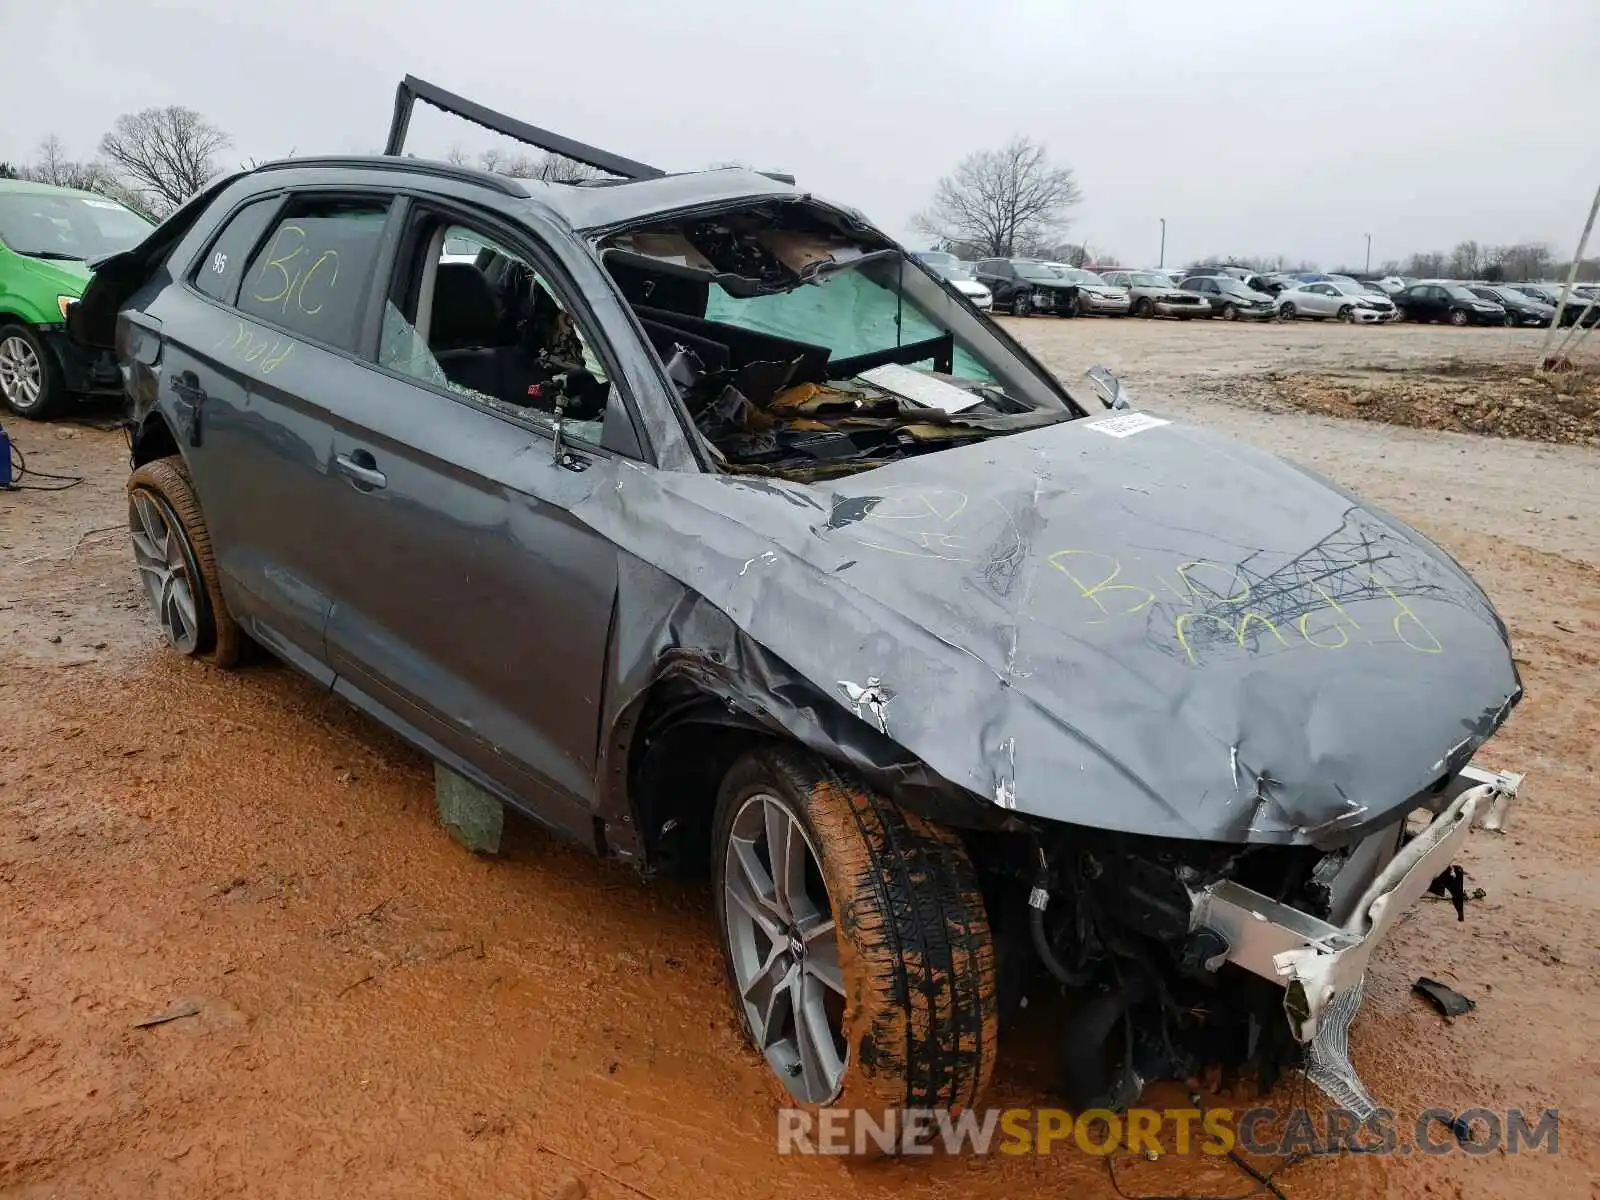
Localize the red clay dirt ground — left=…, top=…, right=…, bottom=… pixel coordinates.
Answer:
left=3, top=322, right=1598, bottom=1199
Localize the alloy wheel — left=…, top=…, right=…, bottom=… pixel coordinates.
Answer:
left=0, top=335, right=42, bottom=412
left=129, top=489, right=203, bottom=653
left=722, top=791, right=847, bottom=1104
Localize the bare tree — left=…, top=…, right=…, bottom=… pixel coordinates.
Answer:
left=100, top=106, right=230, bottom=215
left=914, top=137, right=1082, bottom=258
left=0, top=162, right=17, bottom=179
left=22, top=134, right=113, bottom=192
left=485, top=149, right=603, bottom=184
left=1448, top=240, right=1482, bottom=279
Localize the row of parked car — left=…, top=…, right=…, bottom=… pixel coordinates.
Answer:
left=913, top=251, right=1600, bottom=329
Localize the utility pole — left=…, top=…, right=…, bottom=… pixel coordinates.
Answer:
left=1541, top=179, right=1600, bottom=369
left=1365, top=233, right=1372, bottom=274
left=1159, top=218, right=1166, bottom=269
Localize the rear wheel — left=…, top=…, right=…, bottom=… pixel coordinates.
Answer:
left=1278, top=301, right=1297, bottom=321
left=1449, top=308, right=1470, bottom=327
left=1010, top=290, right=1031, bottom=317
left=1220, top=302, right=1238, bottom=321
left=127, top=457, right=241, bottom=666
left=0, top=324, right=63, bottom=419
left=1134, top=297, right=1155, bottom=318
left=712, top=746, right=997, bottom=1116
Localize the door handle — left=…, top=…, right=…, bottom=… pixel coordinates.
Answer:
left=335, top=451, right=387, bottom=491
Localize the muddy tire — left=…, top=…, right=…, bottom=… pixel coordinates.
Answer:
left=712, top=745, right=997, bottom=1118
left=127, top=456, right=241, bottom=667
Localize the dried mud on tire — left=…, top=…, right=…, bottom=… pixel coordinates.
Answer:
left=714, top=747, right=999, bottom=1117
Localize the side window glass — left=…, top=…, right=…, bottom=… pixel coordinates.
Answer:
left=193, top=199, right=279, bottom=303
left=238, top=199, right=391, bottom=353
left=381, top=222, right=618, bottom=452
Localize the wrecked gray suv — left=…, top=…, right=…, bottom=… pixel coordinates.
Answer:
left=72, top=78, right=1523, bottom=1120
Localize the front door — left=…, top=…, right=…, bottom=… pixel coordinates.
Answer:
left=310, top=209, right=627, bottom=840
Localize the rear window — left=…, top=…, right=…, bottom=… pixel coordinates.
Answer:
left=193, top=198, right=280, bottom=304
left=237, top=198, right=391, bottom=353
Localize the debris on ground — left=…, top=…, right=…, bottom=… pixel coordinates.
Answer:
left=1200, top=360, right=1600, bottom=445
left=435, top=763, right=504, bottom=854
left=1413, top=977, right=1476, bottom=1018
left=132, top=1000, right=201, bottom=1029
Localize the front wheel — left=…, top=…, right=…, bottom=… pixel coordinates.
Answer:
left=1449, top=309, right=1470, bottom=327
left=1010, top=290, right=1031, bottom=317
left=1070, top=293, right=1085, bottom=317
left=712, top=746, right=997, bottom=1115
left=1134, top=297, right=1155, bottom=318
left=1220, top=303, right=1238, bottom=321
left=1337, top=305, right=1354, bottom=322
left=0, top=324, right=64, bottom=419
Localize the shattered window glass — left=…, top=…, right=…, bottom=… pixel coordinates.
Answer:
left=378, top=300, right=607, bottom=447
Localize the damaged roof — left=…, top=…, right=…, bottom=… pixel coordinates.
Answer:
left=253, top=157, right=808, bottom=235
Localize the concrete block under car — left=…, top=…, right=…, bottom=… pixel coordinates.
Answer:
left=434, top=763, right=504, bottom=854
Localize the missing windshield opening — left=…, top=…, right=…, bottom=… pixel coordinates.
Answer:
left=599, top=202, right=1084, bottom=481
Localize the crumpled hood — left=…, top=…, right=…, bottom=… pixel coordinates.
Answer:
left=582, top=413, right=1519, bottom=846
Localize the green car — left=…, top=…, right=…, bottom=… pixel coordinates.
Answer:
left=0, top=178, right=154, bottom=418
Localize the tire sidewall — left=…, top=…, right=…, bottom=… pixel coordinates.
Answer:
left=710, top=753, right=849, bottom=1110
left=126, top=456, right=241, bottom=666
left=709, top=748, right=996, bottom=1126
left=128, top=480, right=217, bottom=656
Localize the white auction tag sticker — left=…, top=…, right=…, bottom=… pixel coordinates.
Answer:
left=1086, top=412, right=1170, bottom=438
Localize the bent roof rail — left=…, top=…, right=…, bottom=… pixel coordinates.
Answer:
left=385, top=75, right=667, bottom=181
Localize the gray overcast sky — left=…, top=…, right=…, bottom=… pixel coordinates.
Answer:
left=4, top=0, right=1597, bottom=268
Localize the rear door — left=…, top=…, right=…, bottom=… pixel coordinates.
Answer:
left=198, top=193, right=400, bottom=678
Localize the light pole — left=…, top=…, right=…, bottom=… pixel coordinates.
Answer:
left=1159, top=218, right=1166, bottom=268
left=1365, top=233, right=1372, bottom=274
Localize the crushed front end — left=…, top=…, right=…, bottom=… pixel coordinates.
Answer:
left=1015, top=764, right=1522, bottom=1114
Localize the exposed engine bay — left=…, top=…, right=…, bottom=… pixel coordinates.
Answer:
left=991, top=767, right=1520, bottom=1112
left=598, top=203, right=1086, bottom=480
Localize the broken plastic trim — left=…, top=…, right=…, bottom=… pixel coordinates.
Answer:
left=384, top=75, right=666, bottom=179
left=1184, top=765, right=1520, bottom=1109
left=383, top=75, right=797, bottom=186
